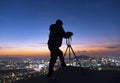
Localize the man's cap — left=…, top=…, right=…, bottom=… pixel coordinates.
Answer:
left=56, top=19, right=63, bottom=25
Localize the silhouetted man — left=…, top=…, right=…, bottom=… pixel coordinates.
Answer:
left=47, top=19, right=67, bottom=78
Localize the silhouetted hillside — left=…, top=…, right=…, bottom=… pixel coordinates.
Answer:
left=15, top=66, right=120, bottom=83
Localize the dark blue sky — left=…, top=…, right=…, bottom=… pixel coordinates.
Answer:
left=0, top=0, right=120, bottom=56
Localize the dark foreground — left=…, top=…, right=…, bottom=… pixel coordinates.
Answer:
left=15, top=66, right=120, bottom=83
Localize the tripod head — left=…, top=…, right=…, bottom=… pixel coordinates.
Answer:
left=65, top=31, right=73, bottom=46
left=66, top=37, right=72, bottom=47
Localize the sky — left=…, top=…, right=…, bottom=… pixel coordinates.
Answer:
left=0, top=0, right=120, bottom=56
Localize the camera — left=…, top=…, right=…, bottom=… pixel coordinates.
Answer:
left=66, top=31, right=73, bottom=38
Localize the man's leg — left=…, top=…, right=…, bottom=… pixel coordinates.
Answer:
left=58, top=49, right=66, bottom=67
left=48, top=49, right=58, bottom=78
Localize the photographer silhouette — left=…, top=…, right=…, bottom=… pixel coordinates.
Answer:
left=47, top=19, right=73, bottom=79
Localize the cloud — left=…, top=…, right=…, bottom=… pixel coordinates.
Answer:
left=0, top=47, right=2, bottom=49
left=77, top=50, right=87, bottom=53
left=0, top=46, right=16, bottom=49
left=105, top=47, right=118, bottom=49
left=81, top=50, right=87, bottom=52
left=29, top=42, right=47, bottom=47
left=105, top=44, right=120, bottom=49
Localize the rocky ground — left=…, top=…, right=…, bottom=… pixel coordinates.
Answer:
left=15, top=66, right=120, bottom=83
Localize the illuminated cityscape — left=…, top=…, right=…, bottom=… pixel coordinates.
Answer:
left=0, top=55, right=120, bottom=83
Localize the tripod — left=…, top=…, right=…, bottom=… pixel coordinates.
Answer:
left=64, top=38, right=81, bottom=66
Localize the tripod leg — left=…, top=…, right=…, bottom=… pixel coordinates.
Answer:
left=64, top=46, right=68, bottom=57
left=70, top=46, right=81, bottom=66
left=69, top=46, right=71, bottom=64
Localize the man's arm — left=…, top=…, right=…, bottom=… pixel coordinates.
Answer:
left=61, top=28, right=73, bottom=39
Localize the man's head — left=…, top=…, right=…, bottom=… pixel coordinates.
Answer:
left=56, top=19, right=63, bottom=25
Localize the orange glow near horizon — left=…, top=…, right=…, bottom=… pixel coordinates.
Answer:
left=0, top=50, right=49, bottom=56
left=0, top=46, right=50, bottom=56
left=1, top=44, right=119, bottom=56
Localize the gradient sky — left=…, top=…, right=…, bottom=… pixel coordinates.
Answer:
left=0, top=0, right=120, bottom=56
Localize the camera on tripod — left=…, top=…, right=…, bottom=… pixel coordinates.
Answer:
left=66, top=31, right=73, bottom=38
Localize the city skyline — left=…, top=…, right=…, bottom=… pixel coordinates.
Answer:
left=0, top=0, right=120, bottom=56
